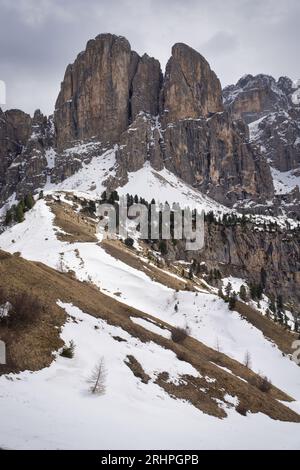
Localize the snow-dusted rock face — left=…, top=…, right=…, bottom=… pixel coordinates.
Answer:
left=249, top=111, right=300, bottom=172
left=223, top=74, right=291, bottom=123
left=0, top=34, right=276, bottom=208
left=0, top=109, right=31, bottom=189
left=223, top=74, right=300, bottom=175
left=0, top=108, right=55, bottom=202
left=7, top=34, right=300, bottom=212
left=114, top=111, right=273, bottom=205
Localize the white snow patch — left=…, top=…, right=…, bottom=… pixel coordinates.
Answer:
left=271, top=167, right=300, bottom=194
left=45, top=149, right=56, bottom=169
left=130, top=316, right=171, bottom=339
left=0, top=301, right=299, bottom=449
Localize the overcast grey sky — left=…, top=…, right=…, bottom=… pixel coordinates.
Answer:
left=1, top=0, right=299, bottom=116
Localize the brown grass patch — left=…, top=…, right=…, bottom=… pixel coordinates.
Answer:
left=235, top=300, right=298, bottom=356
left=125, top=355, right=151, bottom=384
left=48, top=199, right=97, bottom=243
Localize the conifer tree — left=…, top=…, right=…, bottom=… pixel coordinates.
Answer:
left=15, top=202, right=24, bottom=223
left=24, top=193, right=35, bottom=210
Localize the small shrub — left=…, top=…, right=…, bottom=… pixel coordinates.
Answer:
left=225, top=282, right=232, bottom=297
left=171, top=325, right=190, bottom=343
left=24, top=193, right=35, bottom=210
left=257, top=375, right=272, bottom=393
left=217, top=287, right=224, bottom=299
left=236, top=403, right=248, bottom=416
left=6, top=292, right=43, bottom=327
left=15, top=201, right=25, bottom=223
left=159, top=240, right=168, bottom=255
left=60, top=340, right=76, bottom=359
left=251, top=374, right=272, bottom=393
left=124, top=237, right=134, bottom=248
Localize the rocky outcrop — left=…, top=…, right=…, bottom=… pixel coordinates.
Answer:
left=54, top=35, right=163, bottom=151
left=162, top=113, right=273, bottom=204
left=223, top=74, right=290, bottom=123
left=166, top=221, right=300, bottom=304
left=203, top=222, right=300, bottom=304
left=160, top=43, right=223, bottom=123
left=116, top=45, right=273, bottom=205
left=54, top=34, right=134, bottom=150
left=224, top=74, right=300, bottom=174
left=1, top=34, right=275, bottom=208
left=131, top=54, right=162, bottom=120
left=0, top=109, right=55, bottom=203
left=0, top=109, right=32, bottom=187
left=249, top=110, right=300, bottom=172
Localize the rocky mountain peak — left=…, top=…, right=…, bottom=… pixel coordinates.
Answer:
left=1, top=34, right=276, bottom=209
left=54, top=33, right=134, bottom=150
left=223, top=73, right=290, bottom=123
left=54, top=36, right=224, bottom=151
left=277, top=76, right=294, bottom=95
left=224, top=73, right=300, bottom=176
left=160, top=42, right=223, bottom=123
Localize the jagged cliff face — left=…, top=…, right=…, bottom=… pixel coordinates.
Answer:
left=160, top=43, right=223, bottom=123
left=54, top=34, right=163, bottom=150
left=0, top=109, right=31, bottom=187
left=114, top=41, right=273, bottom=205
left=0, top=108, right=54, bottom=202
left=223, top=74, right=300, bottom=173
left=0, top=34, right=276, bottom=207
left=167, top=221, right=300, bottom=304
left=55, top=35, right=134, bottom=149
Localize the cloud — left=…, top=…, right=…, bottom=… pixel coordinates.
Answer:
left=202, top=32, right=239, bottom=57
left=0, top=0, right=299, bottom=115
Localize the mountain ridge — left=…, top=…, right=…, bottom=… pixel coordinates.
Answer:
left=0, top=33, right=277, bottom=209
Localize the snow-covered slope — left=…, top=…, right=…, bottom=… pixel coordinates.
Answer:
left=0, top=199, right=300, bottom=450
left=1, top=200, right=299, bottom=398
left=45, top=148, right=229, bottom=215
left=1, top=301, right=300, bottom=450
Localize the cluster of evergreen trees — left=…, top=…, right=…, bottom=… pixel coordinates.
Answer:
left=217, top=282, right=237, bottom=310
left=205, top=211, right=247, bottom=228
left=5, top=193, right=35, bottom=225
left=267, top=295, right=291, bottom=326
left=95, top=191, right=203, bottom=256
left=205, top=210, right=300, bottom=234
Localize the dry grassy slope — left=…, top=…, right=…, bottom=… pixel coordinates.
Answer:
left=0, top=249, right=299, bottom=422
left=47, top=196, right=97, bottom=243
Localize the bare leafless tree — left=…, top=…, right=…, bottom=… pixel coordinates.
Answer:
left=215, top=337, right=222, bottom=353
left=244, top=350, right=252, bottom=369
left=88, top=358, right=107, bottom=395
